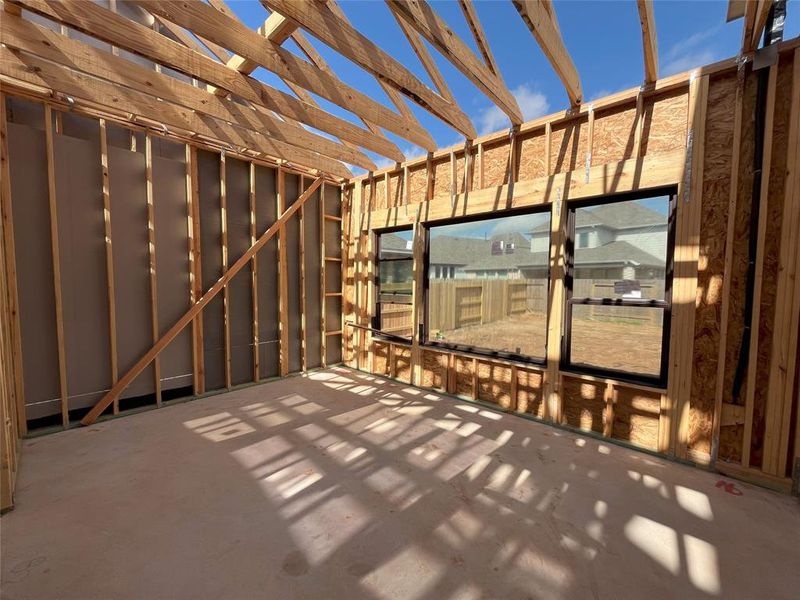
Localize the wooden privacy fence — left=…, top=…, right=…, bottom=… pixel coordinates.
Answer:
left=428, top=278, right=547, bottom=332
left=574, top=279, right=666, bottom=325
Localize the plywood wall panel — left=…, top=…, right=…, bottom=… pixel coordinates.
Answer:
left=372, top=341, right=389, bottom=376
left=431, top=157, right=450, bottom=199
left=641, top=90, right=689, bottom=156
left=550, top=118, right=589, bottom=175
left=517, top=133, right=547, bottom=182
left=592, top=105, right=638, bottom=166
left=476, top=361, right=513, bottom=409
left=226, top=157, right=254, bottom=386
left=562, top=377, right=604, bottom=434
left=516, top=368, right=544, bottom=417
left=408, top=164, right=427, bottom=204
left=454, top=356, right=474, bottom=398
left=421, top=349, right=446, bottom=391
left=55, top=132, right=110, bottom=410
left=255, top=165, right=279, bottom=379
left=7, top=123, right=60, bottom=419
left=197, top=149, right=225, bottom=391
left=612, top=387, right=660, bottom=451
left=394, top=345, right=412, bottom=383
left=482, top=141, right=510, bottom=188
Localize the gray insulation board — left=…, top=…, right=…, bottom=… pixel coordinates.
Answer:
left=153, top=153, right=193, bottom=391
left=255, top=165, right=279, bottom=380
left=303, top=184, right=321, bottom=369
left=54, top=131, right=111, bottom=410
left=284, top=173, right=301, bottom=373
left=7, top=122, right=60, bottom=419
left=198, top=150, right=225, bottom=391
left=225, top=157, right=254, bottom=386
left=108, top=145, right=156, bottom=402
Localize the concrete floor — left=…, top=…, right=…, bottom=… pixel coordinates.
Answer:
left=1, top=368, right=798, bottom=600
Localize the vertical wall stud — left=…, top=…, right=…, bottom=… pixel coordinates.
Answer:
left=145, top=134, right=161, bottom=406
left=320, top=182, right=327, bottom=367
left=250, top=162, right=259, bottom=382
left=0, top=94, right=26, bottom=434
left=99, top=120, right=119, bottom=413
left=44, top=105, right=68, bottom=427
left=220, top=152, right=231, bottom=389
left=277, top=167, right=289, bottom=377
left=299, top=176, right=307, bottom=371
left=187, top=145, right=205, bottom=395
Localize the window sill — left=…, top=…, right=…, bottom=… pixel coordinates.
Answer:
left=423, top=341, right=546, bottom=370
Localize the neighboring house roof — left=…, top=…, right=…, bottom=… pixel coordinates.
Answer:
left=430, top=236, right=492, bottom=266
left=379, top=232, right=413, bottom=257
left=530, top=202, right=666, bottom=233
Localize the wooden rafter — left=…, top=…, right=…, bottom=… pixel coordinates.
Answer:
left=637, top=0, right=659, bottom=84
left=0, top=14, right=374, bottom=172
left=512, top=0, right=582, bottom=106
left=751, top=0, right=775, bottom=51
left=0, top=46, right=352, bottom=178
left=81, top=176, right=324, bottom=425
left=263, top=0, right=476, bottom=138
left=726, top=0, right=747, bottom=22
left=9, top=0, right=403, bottom=162
left=457, top=0, right=500, bottom=76
left=131, top=0, right=435, bottom=150
left=385, top=0, right=521, bottom=127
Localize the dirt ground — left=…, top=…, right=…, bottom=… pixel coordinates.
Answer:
left=433, top=312, right=662, bottom=376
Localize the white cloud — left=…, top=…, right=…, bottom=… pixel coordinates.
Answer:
left=474, top=84, right=549, bottom=136
left=661, top=27, right=723, bottom=77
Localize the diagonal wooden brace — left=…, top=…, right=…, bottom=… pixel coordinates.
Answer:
left=81, top=176, right=323, bottom=425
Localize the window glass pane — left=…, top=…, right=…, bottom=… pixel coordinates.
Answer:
left=573, top=196, right=669, bottom=301
left=378, top=302, right=413, bottom=338
left=427, top=211, right=550, bottom=359
left=379, top=230, right=413, bottom=259
left=379, top=259, right=412, bottom=299
left=569, top=305, right=664, bottom=377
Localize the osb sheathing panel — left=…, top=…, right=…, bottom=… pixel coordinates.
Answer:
left=516, top=369, right=544, bottom=417
left=454, top=356, right=474, bottom=397
left=394, top=345, right=412, bottom=383
left=592, top=104, right=638, bottom=166
left=550, top=117, right=589, bottom=175
left=750, top=55, right=795, bottom=468
left=476, top=361, right=512, bottom=409
left=372, top=341, right=389, bottom=376
left=562, top=376, right=604, bottom=434
left=612, top=387, right=661, bottom=451
left=421, top=349, right=447, bottom=390
left=640, top=89, right=689, bottom=156
left=517, top=133, right=547, bottom=182
left=688, top=72, right=737, bottom=455
left=374, top=176, right=387, bottom=210
left=718, top=66, right=758, bottom=464
left=431, top=157, right=450, bottom=199
left=408, top=164, right=427, bottom=204
left=387, top=173, right=402, bottom=208
left=455, top=152, right=466, bottom=195
left=482, top=141, right=511, bottom=188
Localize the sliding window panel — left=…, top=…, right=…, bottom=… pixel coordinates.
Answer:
left=7, top=121, right=60, bottom=420
left=153, top=147, right=193, bottom=393
left=55, top=125, right=111, bottom=411
left=255, top=165, right=279, bottom=379
left=109, top=145, right=155, bottom=402
left=225, top=157, right=254, bottom=386
left=197, top=150, right=225, bottom=391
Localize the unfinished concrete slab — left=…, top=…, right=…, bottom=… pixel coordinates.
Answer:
left=2, top=367, right=798, bottom=600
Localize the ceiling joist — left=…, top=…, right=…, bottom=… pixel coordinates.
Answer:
left=385, top=0, right=521, bottom=127
left=127, top=0, right=434, bottom=150
left=262, top=0, right=476, bottom=138
left=637, top=0, right=659, bottom=84
left=512, top=0, right=582, bottom=106
left=9, top=0, right=403, bottom=163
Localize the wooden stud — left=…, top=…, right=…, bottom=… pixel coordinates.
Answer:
left=220, top=152, right=231, bottom=389
left=299, top=176, right=307, bottom=371
left=544, top=181, right=564, bottom=423
left=633, top=92, right=645, bottom=159
left=187, top=145, right=205, bottom=395
left=250, top=161, right=259, bottom=382
left=472, top=357, right=478, bottom=400
left=145, top=134, right=162, bottom=406
left=544, top=122, right=552, bottom=175
left=410, top=207, right=424, bottom=386
left=82, top=177, right=324, bottom=424
left=477, top=142, right=485, bottom=189
left=99, top=120, right=119, bottom=413
left=277, top=168, right=289, bottom=377
left=44, top=105, right=68, bottom=427
left=320, top=182, right=327, bottom=368
left=742, top=64, right=777, bottom=468
left=0, top=93, right=26, bottom=434
left=603, top=381, right=615, bottom=437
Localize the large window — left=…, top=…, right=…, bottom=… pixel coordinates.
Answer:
left=562, top=189, right=675, bottom=386
left=424, top=209, right=551, bottom=362
left=375, top=228, right=413, bottom=340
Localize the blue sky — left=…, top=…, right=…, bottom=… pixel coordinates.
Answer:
left=228, top=1, right=799, bottom=174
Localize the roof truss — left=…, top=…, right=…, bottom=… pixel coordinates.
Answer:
left=637, top=0, right=659, bottom=83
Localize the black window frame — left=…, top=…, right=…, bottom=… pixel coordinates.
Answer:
left=373, top=226, right=414, bottom=343
left=561, top=186, right=677, bottom=388
left=422, top=205, right=552, bottom=366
